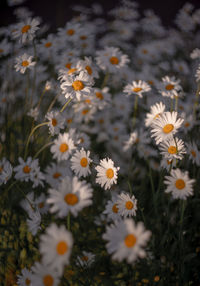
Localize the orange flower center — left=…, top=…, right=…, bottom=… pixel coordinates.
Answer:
left=68, top=68, right=77, bottom=74
left=72, top=80, right=84, bottom=91
left=0, top=49, right=4, bottom=53
left=165, top=84, right=174, bottom=90
left=133, top=87, right=142, bottom=92
left=45, top=42, right=52, bottom=48
left=84, top=99, right=91, bottom=104
left=59, top=143, right=69, bottom=153
left=53, top=172, right=61, bottom=179
left=51, top=118, right=57, bottom=126
left=67, top=118, right=72, bottom=124
left=124, top=234, right=137, bottom=248
left=184, top=122, right=190, bottom=127
left=85, top=65, right=92, bottom=75
left=80, top=35, right=87, bottom=40
left=109, top=56, right=119, bottom=65
left=106, top=168, right=114, bottom=179
left=21, top=25, right=31, bottom=33
left=125, top=201, right=134, bottom=210
left=82, top=109, right=89, bottom=115
left=142, top=49, right=148, bottom=54
left=21, top=60, right=29, bottom=67
left=95, top=92, right=104, bottom=100
left=67, top=29, right=75, bottom=35
left=25, top=278, right=31, bottom=285
left=65, top=62, right=71, bottom=69
left=191, top=150, right=196, bottom=157
left=168, top=146, right=177, bottom=154
left=153, top=113, right=160, bottom=119
left=64, top=193, right=78, bottom=205
left=38, top=202, right=44, bottom=209
left=81, top=255, right=89, bottom=261
left=112, top=204, right=118, bottom=213
left=43, top=274, right=54, bottom=286
left=80, top=157, right=88, bottom=167
left=0, top=166, right=3, bottom=173
left=56, top=241, right=68, bottom=255
left=23, top=165, right=31, bottom=173
left=175, top=179, right=185, bottom=190
left=163, top=124, right=174, bottom=134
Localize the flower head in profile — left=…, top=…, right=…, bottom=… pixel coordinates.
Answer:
left=123, top=80, right=151, bottom=98
left=145, top=102, right=165, bottom=127
left=95, top=158, right=120, bottom=190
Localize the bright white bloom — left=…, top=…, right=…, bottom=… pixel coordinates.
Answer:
left=45, top=111, right=65, bottom=135
left=70, top=148, right=92, bottom=178
left=95, top=158, right=120, bottom=190
left=103, top=195, right=121, bottom=221
left=60, top=70, right=93, bottom=101
left=158, top=76, right=182, bottom=98
left=0, top=158, right=12, bottom=185
left=31, top=262, right=60, bottom=286
left=76, top=251, right=95, bottom=268
left=145, top=102, right=165, bottom=127
left=103, top=219, right=151, bottom=263
left=17, top=267, right=33, bottom=286
left=12, top=18, right=40, bottom=43
left=39, top=223, right=73, bottom=275
left=96, top=46, right=129, bottom=73
left=164, top=169, right=195, bottom=200
left=26, top=207, right=41, bottom=236
left=186, top=142, right=200, bottom=166
left=123, top=80, right=151, bottom=98
left=15, top=53, right=36, bottom=74
left=150, top=111, right=184, bottom=145
left=50, top=133, right=75, bottom=162
left=117, top=192, right=137, bottom=218
left=47, top=176, right=93, bottom=217
left=159, top=137, right=186, bottom=160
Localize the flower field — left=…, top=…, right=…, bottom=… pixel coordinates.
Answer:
left=0, top=0, right=200, bottom=285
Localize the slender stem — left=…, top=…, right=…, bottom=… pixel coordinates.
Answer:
left=67, top=213, right=71, bottom=230
left=170, top=97, right=173, bottom=112
left=37, top=88, right=46, bottom=109
left=132, top=94, right=138, bottom=127
left=24, top=122, right=49, bottom=159
left=60, top=98, right=73, bottom=113
left=127, top=180, right=133, bottom=195
left=193, top=83, right=200, bottom=120
left=101, top=72, right=109, bottom=89
left=47, top=93, right=60, bottom=114
left=33, top=141, right=53, bottom=159
left=16, top=184, right=35, bottom=211
left=175, top=96, right=178, bottom=111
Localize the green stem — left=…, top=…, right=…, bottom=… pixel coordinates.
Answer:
left=60, top=98, right=73, bottom=113
left=170, top=98, right=173, bottom=112
left=37, top=88, right=46, bottom=109
left=132, top=94, right=138, bottom=127
left=175, top=96, right=178, bottom=111
left=24, top=122, right=49, bottom=159
left=47, top=93, right=60, bottom=113
left=127, top=180, right=133, bottom=195
left=67, top=212, right=71, bottom=230
left=16, top=184, right=35, bottom=211
left=33, top=141, right=53, bottom=159
left=193, top=83, right=200, bottom=120
left=101, top=72, right=109, bottom=89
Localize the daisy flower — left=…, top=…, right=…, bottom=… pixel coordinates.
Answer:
left=15, top=53, right=36, bottom=74
left=186, top=142, right=200, bottom=166
left=76, top=251, right=95, bottom=268
left=12, top=18, right=40, bottom=43
left=160, top=158, right=176, bottom=172
left=159, top=137, right=186, bottom=160
left=50, top=132, right=75, bottom=162
left=27, top=107, right=39, bottom=121
left=158, top=76, right=182, bottom=98
left=164, top=169, right=195, bottom=200
left=26, top=207, right=41, bottom=236
left=150, top=111, right=184, bottom=145
left=44, top=162, right=72, bottom=188
left=123, top=80, right=151, bottom=98
left=14, top=157, right=38, bottom=182
left=103, top=195, right=121, bottom=221
left=190, top=48, right=200, bottom=59
left=45, top=111, right=65, bottom=135
left=31, top=262, right=60, bottom=286
left=39, top=223, right=73, bottom=275
left=77, top=56, right=99, bottom=79
left=117, top=192, right=137, bottom=218
left=103, top=218, right=151, bottom=263
left=195, top=64, right=200, bottom=82
left=95, top=46, right=129, bottom=73
left=35, top=193, right=49, bottom=215
left=17, top=267, right=33, bottom=286
left=0, top=158, right=12, bottom=185
left=145, top=102, right=166, bottom=127
left=47, top=176, right=93, bottom=217
left=60, top=70, right=93, bottom=101
left=70, top=148, right=92, bottom=178
left=95, top=158, right=120, bottom=190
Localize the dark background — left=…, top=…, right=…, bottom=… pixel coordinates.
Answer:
left=1, top=0, right=200, bottom=30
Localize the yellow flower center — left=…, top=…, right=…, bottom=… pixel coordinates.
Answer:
left=67, top=118, right=72, bottom=124
left=43, top=274, right=54, bottom=286
left=132, top=87, right=142, bottom=92
left=80, top=35, right=87, bottom=40
left=80, top=157, right=88, bottom=167
left=65, top=62, right=71, bottom=69
left=21, top=25, right=31, bottom=33
left=153, top=113, right=160, bottom=119
left=72, top=80, right=84, bottom=91
left=167, top=160, right=172, bottom=165
left=168, top=146, right=177, bottom=154
left=165, top=84, right=174, bottom=90
left=85, top=65, right=92, bottom=75
left=21, top=60, right=29, bottom=67
left=154, top=276, right=160, bottom=282
left=68, top=68, right=77, bottom=74
left=0, top=49, right=4, bottom=53
left=125, top=201, right=134, bottom=210
left=56, top=241, right=68, bottom=255
left=124, top=234, right=137, bottom=248
left=95, top=92, right=104, bottom=100
left=51, top=118, right=57, bottom=126
left=109, top=56, right=119, bottom=65
left=0, top=166, right=3, bottom=173
left=142, top=49, right=148, bottom=54
left=184, top=122, right=190, bottom=127
left=99, top=119, right=104, bottom=124
left=25, top=278, right=31, bottom=285
left=148, top=80, right=154, bottom=85
left=191, top=150, right=196, bottom=157
left=38, top=202, right=44, bottom=209
left=112, top=204, right=118, bottom=213
left=84, top=99, right=91, bottom=104
left=67, top=29, right=75, bottom=35
left=23, top=165, right=31, bottom=173
left=53, top=172, right=61, bottom=179
left=163, top=124, right=174, bottom=134
left=45, top=42, right=52, bottom=48
left=81, top=255, right=89, bottom=261
left=59, top=143, right=68, bottom=153
left=175, top=179, right=185, bottom=190
left=64, top=193, right=78, bottom=205
left=106, top=168, right=114, bottom=179
left=82, top=109, right=89, bottom=115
